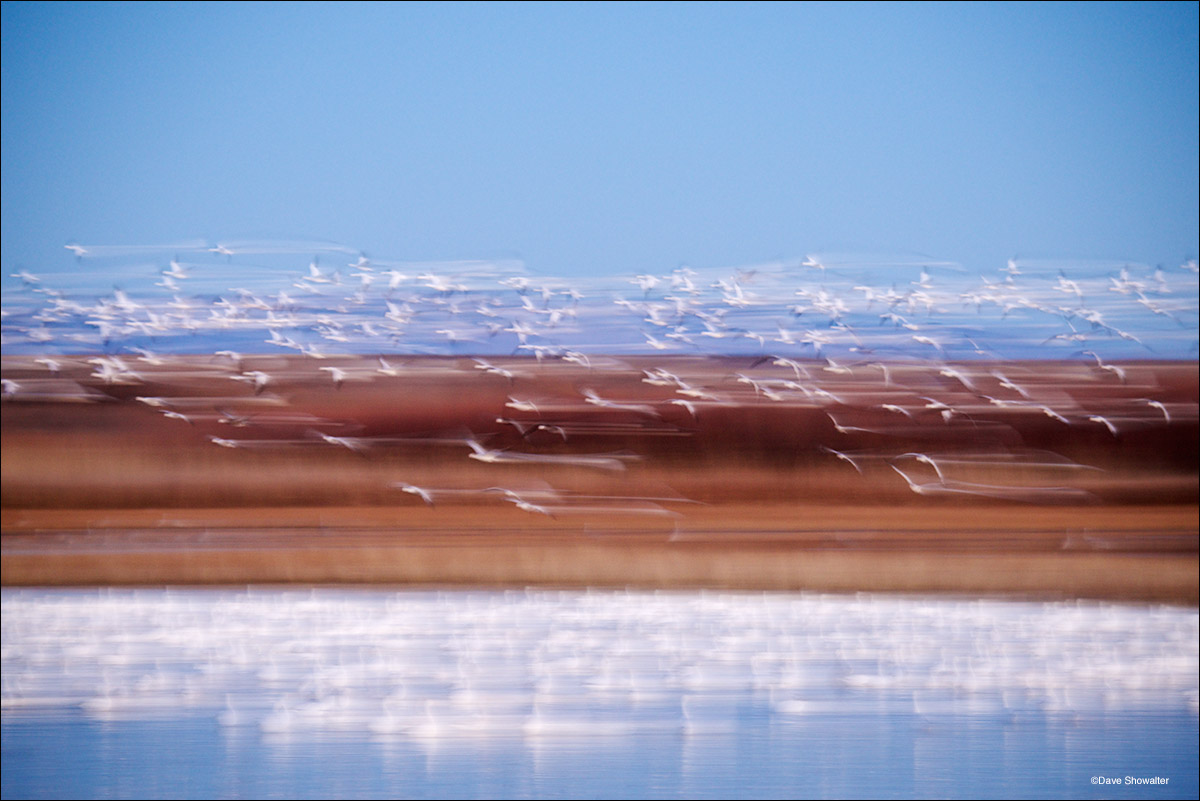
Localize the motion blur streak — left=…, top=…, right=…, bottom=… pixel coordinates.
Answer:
left=3, top=247, right=1198, bottom=600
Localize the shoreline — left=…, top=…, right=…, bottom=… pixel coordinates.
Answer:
left=4, top=503, right=1196, bottom=604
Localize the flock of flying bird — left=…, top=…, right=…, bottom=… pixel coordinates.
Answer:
left=2, top=242, right=1197, bottom=510
left=6, top=588, right=1197, bottom=738
left=2, top=241, right=1195, bottom=361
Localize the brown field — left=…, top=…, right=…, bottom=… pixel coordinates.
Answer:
left=3, top=355, right=1196, bottom=602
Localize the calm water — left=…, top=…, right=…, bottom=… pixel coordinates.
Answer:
left=3, top=588, right=1197, bottom=799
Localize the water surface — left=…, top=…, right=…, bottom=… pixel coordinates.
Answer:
left=4, top=588, right=1196, bottom=799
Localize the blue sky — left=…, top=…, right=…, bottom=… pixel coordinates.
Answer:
left=3, top=0, right=1197, bottom=280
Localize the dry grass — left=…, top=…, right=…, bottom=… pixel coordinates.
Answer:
left=3, top=356, right=1196, bottom=601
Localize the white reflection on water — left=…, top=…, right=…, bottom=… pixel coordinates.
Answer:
left=3, top=589, right=1198, bottom=799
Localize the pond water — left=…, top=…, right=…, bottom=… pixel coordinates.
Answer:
left=3, top=588, right=1197, bottom=799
